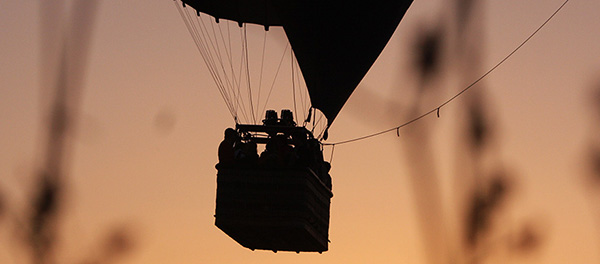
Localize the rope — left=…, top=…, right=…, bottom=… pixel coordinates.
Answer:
left=256, top=30, right=268, bottom=120
left=260, top=43, right=290, bottom=116
left=174, top=1, right=237, bottom=120
left=324, top=0, right=571, bottom=147
left=292, top=48, right=298, bottom=124
left=242, top=25, right=256, bottom=123
left=235, top=27, right=250, bottom=122
left=329, top=144, right=336, bottom=164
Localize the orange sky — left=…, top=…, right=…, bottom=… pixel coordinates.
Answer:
left=2, top=0, right=600, bottom=263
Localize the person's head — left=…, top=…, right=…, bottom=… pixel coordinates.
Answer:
left=265, top=140, right=274, bottom=152
left=274, top=135, right=287, bottom=144
left=224, top=128, right=238, bottom=141
left=291, top=130, right=306, bottom=145
left=245, top=141, right=257, bottom=152
left=308, top=138, right=321, bottom=149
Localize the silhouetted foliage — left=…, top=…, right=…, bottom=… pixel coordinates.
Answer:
left=0, top=2, right=137, bottom=264
left=488, top=173, right=509, bottom=204
left=593, top=86, right=600, bottom=118
left=466, top=191, right=487, bottom=246
left=590, top=147, right=600, bottom=184
left=0, top=188, right=5, bottom=221
left=29, top=175, right=60, bottom=262
left=153, top=108, right=177, bottom=135
left=414, top=26, right=443, bottom=83
left=465, top=175, right=510, bottom=246
left=585, top=85, right=600, bottom=185
left=455, top=0, right=476, bottom=33
left=510, top=223, right=542, bottom=254
left=103, top=227, right=134, bottom=258
left=583, top=83, right=600, bottom=186
left=467, top=101, right=489, bottom=151
left=31, top=177, right=59, bottom=233
left=80, top=227, right=135, bottom=264
left=582, top=82, right=600, bottom=262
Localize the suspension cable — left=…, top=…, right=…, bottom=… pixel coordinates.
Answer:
left=242, top=25, right=257, bottom=123
left=292, top=48, right=298, bottom=124
left=260, top=43, right=290, bottom=116
left=174, top=2, right=237, bottom=119
left=256, top=30, right=268, bottom=120
left=324, top=0, right=571, bottom=146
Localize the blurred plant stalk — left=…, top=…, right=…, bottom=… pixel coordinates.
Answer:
left=31, top=1, right=98, bottom=263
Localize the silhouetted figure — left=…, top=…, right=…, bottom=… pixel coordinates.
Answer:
left=321, top=161, right=332, bottom=189
left=291, top=129, right=310, bottom=167
left=305, top=138, right=332, bottom=189
left=218, top=128, right=238, bottom=168
left=259, top=139, right=277, bottom=167
left=237, top=141, right=259, bottom=166
left=277, top=135, right=295, bottom=166
left=234, top=141, right=245, bottom=160
left=260, top=135, right=293, bottom=168
left=307, top=139, right=321, bottom=167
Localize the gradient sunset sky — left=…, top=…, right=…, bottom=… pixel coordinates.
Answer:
left=2, top=0, right=600, bottom=263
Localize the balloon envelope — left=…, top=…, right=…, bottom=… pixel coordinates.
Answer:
left=181, top=0, right=414, bottom=126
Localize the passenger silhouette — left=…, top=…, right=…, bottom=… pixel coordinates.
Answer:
left=238, top=141, right=259, bottom=166
left=291, top=129, right=310, bottom=167
left=260, top=135, right=293, bottom=167
left=218, top=128, right=238, bottom=167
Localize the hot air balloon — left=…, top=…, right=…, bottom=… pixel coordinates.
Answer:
left=174, top=0, right=414, bottom=253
